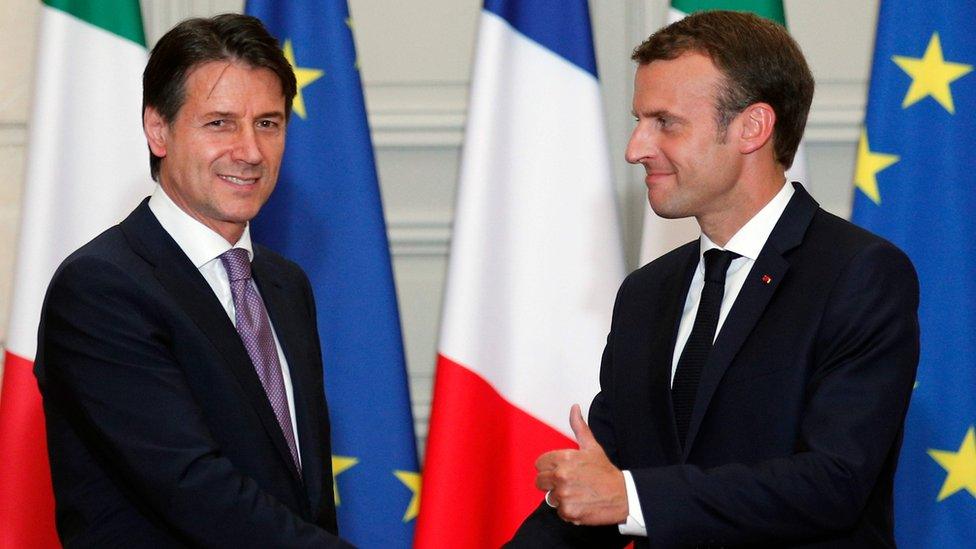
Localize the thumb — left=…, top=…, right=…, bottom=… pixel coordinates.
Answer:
left=569, top=404, right=598, bottom=450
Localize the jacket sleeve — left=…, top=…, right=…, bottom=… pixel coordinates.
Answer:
left=38, top=255, right=354, bottom=549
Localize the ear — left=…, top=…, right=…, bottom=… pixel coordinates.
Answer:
left=737, top=102, right=775, bottom=155
left=143, top=106, right=169, bottom=159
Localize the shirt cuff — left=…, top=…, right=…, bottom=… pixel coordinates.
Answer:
left=617, top=470, right=647, bottom=536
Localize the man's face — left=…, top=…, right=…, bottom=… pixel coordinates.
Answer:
left=625, top=52, right=744, bottom=221
left=145, top=60, right=286, bottom=243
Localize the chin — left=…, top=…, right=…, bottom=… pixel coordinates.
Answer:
left=647, top=199, right=691, bottom=220
left=219, top=205, right=263, bottom=225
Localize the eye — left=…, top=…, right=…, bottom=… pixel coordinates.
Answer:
left=207, top=119, right=227, bottom=128
left=257, top=119, right=279, bottom=129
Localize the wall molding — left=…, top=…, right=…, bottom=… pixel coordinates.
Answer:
left=365, top=80, right=867, bottom=148
left=805, top=79, right=867, bottom=143
left=365, top=82, right=467, bottom=148
left=0, top=82, right=867, bottom=151
left=0, top=123, right=27, bottom=147
left=387, top=217, right=452, bottom=257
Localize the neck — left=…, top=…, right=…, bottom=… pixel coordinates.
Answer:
left=698, top=166, right=786, bottom=247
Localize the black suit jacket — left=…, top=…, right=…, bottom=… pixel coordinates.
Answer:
left=509, top=184, right=920, bottom=548
left=35, top=200, right=353, bottom=548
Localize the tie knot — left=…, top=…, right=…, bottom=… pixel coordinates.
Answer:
left=220, top=248, right=252, bottom=282
left=703, top=249, right=740, bottom=284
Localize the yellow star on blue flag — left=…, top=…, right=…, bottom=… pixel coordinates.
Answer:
left=892, top=32, right=973, bottom=114
left=853, top=129, right=899, bottom=204
left=331, top=455, right=358, bottom=505
left=393, top=470, right=421, bottom=522
left=928, top=426, right=976, bottom=502
left=281, top=39, right=324, bottom=119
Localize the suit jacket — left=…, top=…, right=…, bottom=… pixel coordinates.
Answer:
left=35, top=200, right=353, bottom=548
left=509, top=184, right=920, bottom=548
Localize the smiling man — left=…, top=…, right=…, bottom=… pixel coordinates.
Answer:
left=509, top=11, right=920, bottom=548
left=35, top=14, right=352, bottom=547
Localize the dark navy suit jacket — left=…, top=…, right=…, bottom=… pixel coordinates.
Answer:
left=36, top=200, right=352, bottom=548
left=509, top=184, right=920, bottom=548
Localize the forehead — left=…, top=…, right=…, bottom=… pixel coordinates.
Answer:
left=633, top=52, right=723, bottom=111
left=181, top=60, right=284, bottom=110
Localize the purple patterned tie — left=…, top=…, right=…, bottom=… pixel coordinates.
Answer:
left=220, top=248, right=301, bottom=476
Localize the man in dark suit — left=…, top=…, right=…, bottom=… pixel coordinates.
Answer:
left=35, top=14, right=352, bottom=547
left=509, top=11, right=919, bottom=548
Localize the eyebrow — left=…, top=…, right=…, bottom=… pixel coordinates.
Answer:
left=633, top=109, right=687, bottom=123
left=201, top=111, right=285, bottom=120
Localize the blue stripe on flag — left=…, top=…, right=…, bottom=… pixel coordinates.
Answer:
left=484, top=0, right=598, bottom=77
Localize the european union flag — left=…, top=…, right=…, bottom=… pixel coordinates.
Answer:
left=851, top=2, right=976, bottom=545
left=245, top=1, right=420, bottom=547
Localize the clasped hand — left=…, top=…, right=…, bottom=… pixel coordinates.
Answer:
left=534, top=404, right=629, bottom=526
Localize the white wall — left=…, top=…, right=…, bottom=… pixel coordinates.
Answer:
left=0, top=0, right=878, bottom=451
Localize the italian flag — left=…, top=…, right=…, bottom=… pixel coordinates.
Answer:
left=638, top=0, right=809, bottom=264
left=414, top=1, right=625, bottom=547
left=0, top=1, right=149, bottom=546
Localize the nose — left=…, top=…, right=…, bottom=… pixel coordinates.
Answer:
left=626, top=121, right=661, bottom=166
left=625, top=123, right=650, bottom=165
left=232, top=125, right=263, bottom=165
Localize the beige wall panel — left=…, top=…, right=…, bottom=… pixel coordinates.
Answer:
left=0, top=142, right=25, bottom=344
left=0, top=0, right=37, bottom=123
left=0, top=0, right=38, bottom=355
left=353, top=1, right=479, bottom=85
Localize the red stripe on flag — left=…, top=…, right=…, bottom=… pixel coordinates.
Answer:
left=0, top=351, right=59, bottom=548
left=415, top=354, right=576, bottom=548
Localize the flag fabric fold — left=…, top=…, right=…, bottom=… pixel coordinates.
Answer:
left=415, top=1, right=625, bottom=546
left=850, top=2, right=975, bottom=545
left=0, top=1, right=149, bottom=547
left=244, top=2, right=419, bottom=547
left=638, top=0, right=808, bottom=264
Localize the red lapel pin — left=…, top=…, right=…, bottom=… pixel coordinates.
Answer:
left=761, top=274, right=773, bottom=285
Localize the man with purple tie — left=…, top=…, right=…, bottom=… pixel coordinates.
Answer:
left=35, top=14, right=352, bottom=547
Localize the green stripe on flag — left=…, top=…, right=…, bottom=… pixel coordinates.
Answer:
left=43, top=0, right=145, bottom=46
left=672, top=0, right=785, bottom=25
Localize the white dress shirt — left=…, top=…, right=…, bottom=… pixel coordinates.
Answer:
left=148, top=186, right=301, bottom=463
left=619, top=181, right=794, bottom=536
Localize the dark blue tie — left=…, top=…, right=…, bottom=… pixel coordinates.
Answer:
left=672, top=249, right=740, bottom=449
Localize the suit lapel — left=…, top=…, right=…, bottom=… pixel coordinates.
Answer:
left=682, top=183, right=818, bottom=458
left=251, top=253, right=323, bottom=513
left=120, top=202, right=305, bottom=487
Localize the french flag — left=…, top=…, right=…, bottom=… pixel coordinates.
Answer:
left=415, top=1, right=624, bottom=546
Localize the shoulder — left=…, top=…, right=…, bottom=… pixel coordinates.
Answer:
left=251, top=244, right=316, bottom=310
left=52, top=225, right=144, bottom=289
left=800, top=208, right=916, bottom=283
left=252, top=244, right=307, bottom=281
left=626, top=239, right=698, bottom=289
left=806, top=208, right=895, bottom=252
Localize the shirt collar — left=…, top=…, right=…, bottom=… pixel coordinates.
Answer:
left=148, top=185, right=254, bottom=268
left=698, top=181, right=795, bottom=260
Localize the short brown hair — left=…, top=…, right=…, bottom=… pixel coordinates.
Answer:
left=632, top=10, right=814, bottom=168
left=143, top=14, right=298, bottom=181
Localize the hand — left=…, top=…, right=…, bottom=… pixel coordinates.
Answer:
left=534, top=404, right=628, bottom=526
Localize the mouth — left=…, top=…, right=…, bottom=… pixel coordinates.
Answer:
left=645, top=172, right=675, bottom=185
left=217, top=174, right=259, bottom=186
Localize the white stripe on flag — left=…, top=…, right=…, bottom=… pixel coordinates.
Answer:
left=438, top=11, right=625, bottom=437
